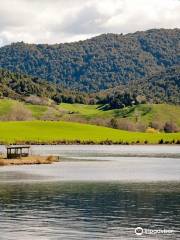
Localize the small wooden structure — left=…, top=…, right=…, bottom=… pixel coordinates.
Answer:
left=6, top=146, right=30, bottom=159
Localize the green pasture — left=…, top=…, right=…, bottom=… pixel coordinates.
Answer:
left=0, top=99, right=15, bottom=115
left=0, top=99, right=180, bottom=134
left=0, top=121, right=179, bottom=144
left=26, top=104, right=48, bottom=118
left=59, top=103, right=180, bottom=126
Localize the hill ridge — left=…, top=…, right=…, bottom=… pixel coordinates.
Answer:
left=0, top=28, right=179, bottom=92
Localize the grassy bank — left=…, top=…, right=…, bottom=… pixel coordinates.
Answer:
left=0, top=121, right=179, bottom=144
left=0, top=155, right=58, bottom=166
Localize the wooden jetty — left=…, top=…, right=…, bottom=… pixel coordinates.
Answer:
left=6, top=146, right=30, bottom=159
left=0, top=146, right=59, bottom=166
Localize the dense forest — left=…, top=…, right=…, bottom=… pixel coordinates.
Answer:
left=0, top=68, right=57, bottom=99
left=0, top=64, right=180, bottom=107
left=0, top=29, right=179, bottom=93
left=98, top=65, right=180, bottom=107
left=0, top=68, right=89, bottom=104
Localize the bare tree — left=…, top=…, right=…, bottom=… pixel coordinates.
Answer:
left=25, top=95, right=50, bottom=105
left=6, top=103, right=33, bottom=121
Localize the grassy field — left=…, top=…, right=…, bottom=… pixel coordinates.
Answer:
left=0, top=121, right=179, bottom=144
left=59, top=103, right=101, bottom=116
left=0, top=99, right=180, bottom=144
left=26, top=104, right=48, bottom=118
left=0, top=99, right=16, bottom=115
left=0, top=99, right=59, bottom=119
left=59, top=103, right=180, bottom=126
left=1, top=99, right=180, bottom=126
left=59, top=103, right=117, bottom=119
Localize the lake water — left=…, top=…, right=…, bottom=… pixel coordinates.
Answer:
left=0, top=145, right=180, bottom=239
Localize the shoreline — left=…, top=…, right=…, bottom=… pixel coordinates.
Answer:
left=0, top=155, right=59, bottom=166
left=0, top=140, right=179, bottom=145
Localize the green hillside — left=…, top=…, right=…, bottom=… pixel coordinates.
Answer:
left=0, top=121, right=179, bottom=144
left=0, top=99, right=16, bottom=115
left=0, top=99, right=46, bottom=118
left=59, top=103, right=180, bottom=127
left=0, top=29, right=179, bottom=92
left=0, top=68, right=58, bottom=99
left=59, top=103, right=104, bottom=117
left=26, top=104, right=49, bottom=118
left=0, top=99, right=180, bottom=130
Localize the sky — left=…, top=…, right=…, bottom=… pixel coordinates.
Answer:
left=0, top=0, right=180, bottom=46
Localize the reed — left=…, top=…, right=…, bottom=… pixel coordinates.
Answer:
left=0, top=155, right=58, bottom=166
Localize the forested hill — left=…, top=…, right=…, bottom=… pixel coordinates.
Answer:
left=100, top=65, right=180, bottom=105
left=0, top=29, right=179, bottom=92
left=128, top=65, right=180, bottom=104
left=0, top=68, right=57, bottom=99
left=0, top=68, right=88, bottom=103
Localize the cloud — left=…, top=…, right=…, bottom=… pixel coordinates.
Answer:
left=0, top=0, right=179, bottom=46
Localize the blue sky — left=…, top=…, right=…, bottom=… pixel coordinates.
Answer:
left=0, top=0, right=179, bottom=46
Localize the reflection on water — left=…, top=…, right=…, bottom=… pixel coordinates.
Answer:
left=0, top=182, right=180, bottom=240
left=0, top=156, right=180, bottom=182
left=0, top=145, right=180, bottom=239
left=31, top=145, right=180, bottom=159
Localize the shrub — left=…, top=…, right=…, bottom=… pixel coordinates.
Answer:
left=114, top=119, right=136, bottom=131
left=41, top=108, right=60, bottom=121
left=90, top=117, right=110, bottom=127
left=109, top=118, right=119, bottom=129
left=150, top=121, right=164, bottom=131
left=164, top=122, right=179, bottom=133
left=25, top=95, right=50, bottom=105
left=146, top=127, right=158, bottom=133
left=136, top=122, right=147, bottom=132
left=6, top=103, right=33, bottom=121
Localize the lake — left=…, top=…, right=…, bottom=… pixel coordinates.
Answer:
left=0, top=145, right=180, bottom=239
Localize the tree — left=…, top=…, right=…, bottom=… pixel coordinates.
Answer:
left=109, top=118, right=118, bottom=129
